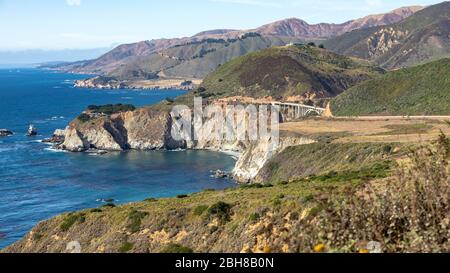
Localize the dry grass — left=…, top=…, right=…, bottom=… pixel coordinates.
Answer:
left=280, top=117, right=450, bottom=143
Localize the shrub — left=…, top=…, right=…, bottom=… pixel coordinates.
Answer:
left=177, top=194, right=189, bottom=199
left=32, top=233, right=42, bottom=241
left=77, top=113, right=91, bottom=123
left=102, top=203, right=116, bottom=208
left=119, top=242, right=134, bottom=253
left=383, top=145, right=393, bottom=153
left=318, top=44, right=325, bottom=49
left=207, top=202, right=232, bottom=224
left=249, top=213, right=261, bottom=222
left=90, top=208, right=103, bottom=213
left=307, top=42, right=316, bottom=47
left=60, top=213, right=85, bottom=232
left=87, top=104, right=135, bottom=115
left=193, top=205, right=209, bottom=216
left=160, top=244, right=194, bottom=253
left=241, top=183, right=273, bottom=189
left=127, top=210, right=148, bottom=233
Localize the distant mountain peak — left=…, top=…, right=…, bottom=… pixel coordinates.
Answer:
left=194, top=29, right=237, bottom=37
left=253, top=6, right=424, bottom=38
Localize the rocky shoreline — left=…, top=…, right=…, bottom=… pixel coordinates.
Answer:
left=50, top=107, right=315, bottom=183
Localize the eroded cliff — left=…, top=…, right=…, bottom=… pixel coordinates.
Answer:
left=57, top=107, right=315, bottom=183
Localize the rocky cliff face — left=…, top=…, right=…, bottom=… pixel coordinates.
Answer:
left=60, top=108, right=184, bottom=152
left=233, top=137, right=316, bottom=183
left=367, top=28, right=409, bottom=58
left=58, top=107, right=314, bottom=183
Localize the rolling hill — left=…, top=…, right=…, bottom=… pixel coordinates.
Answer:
left=198, top=44, right=383, bottom=104
left=325, top=2, right=450, bottom=69
left=330, top=58, right=450, bottom=116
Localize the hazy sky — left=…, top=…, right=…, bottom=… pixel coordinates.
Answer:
left=0, top=0, right=443, bottom=50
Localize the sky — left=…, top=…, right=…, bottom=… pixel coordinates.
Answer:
left=0, top=0, right=444, bottom=50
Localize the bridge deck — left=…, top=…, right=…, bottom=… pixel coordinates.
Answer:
left=271, top=102, right=326, bottom=111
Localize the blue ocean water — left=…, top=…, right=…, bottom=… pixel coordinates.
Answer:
left=0, top=69, right=236, bottom=249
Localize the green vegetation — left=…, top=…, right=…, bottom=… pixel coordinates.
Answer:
left=165, top=97, right=175, bottom=104
left=160, top=244, right=194, bottom=254
left=60, top=213, right=86, bottom=232
left=249, top=213, right=261, bottom=222
left=87, top=104, right=136, bottom=115
left=77, top=113, right=91, bottom=123
left=176, top=194, right=189, bottom=199
left=192, top=205, right=209, bottom=216
left=257, top=142, right=399, bottom=184
left=127, top=210, right=148, bottom=233
left=375, top=124, right=434, bottom=136
left=119, top=242, right=134, bottom=253
left=207, top=202, right=232, bottom=224
left=305, top=161, right=391, bottom=184
left=199, top=44, right=381, bottom=102
left=331, top=59, right=450, bottom=116
left=32, top=233, right=42, bottom=241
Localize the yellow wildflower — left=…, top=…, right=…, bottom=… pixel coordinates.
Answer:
left=314, top=244, right=326, bottom=253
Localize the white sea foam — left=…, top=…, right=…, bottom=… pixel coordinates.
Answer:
left=44, top=147, right=67, bottom=153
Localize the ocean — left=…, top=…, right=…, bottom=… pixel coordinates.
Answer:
left=0, top=69, right=236, bottom=249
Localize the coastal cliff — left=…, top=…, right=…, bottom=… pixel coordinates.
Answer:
left=56, top=107, right=314, bottom=183
left=61, top=108, right=184, bottom=152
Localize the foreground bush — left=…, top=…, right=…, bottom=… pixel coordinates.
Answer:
left=314, top=135, right=450, bottom=252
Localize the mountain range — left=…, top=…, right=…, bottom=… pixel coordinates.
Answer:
left=325, top=2, right=450, bottom=69
left=51, top=5, right=422, bottom=80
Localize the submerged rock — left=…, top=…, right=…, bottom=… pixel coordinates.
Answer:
left=0, top=129, right=13, bottom=137
left=211, top=169, right=229, bottom=179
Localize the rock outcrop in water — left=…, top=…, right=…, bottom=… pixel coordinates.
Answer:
left=0, top=129, right=13, bottom=137
left=42, top=129, right=67, bottom=144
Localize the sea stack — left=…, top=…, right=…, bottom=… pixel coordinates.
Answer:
left=0, top=129, right=13, bottom=137
left=27, top=125, right=37, bottom=136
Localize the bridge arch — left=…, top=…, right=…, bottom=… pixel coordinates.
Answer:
left=304, top=108, right=323, bottom=117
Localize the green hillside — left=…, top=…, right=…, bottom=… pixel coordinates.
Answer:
left=331, top=58, right=450, bottom=116
left=198, top=44, right=382, bottom=102
left=325, top=2, right=450, bottom=69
